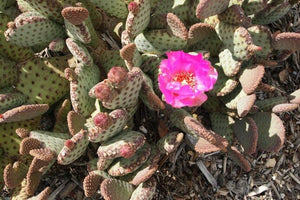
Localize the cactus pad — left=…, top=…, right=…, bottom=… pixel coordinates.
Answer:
left=239, top=64, right=265, bottom=94
left=57, top=130, right=89, bottom=165
left=97, top=130, right=146, bottom=159
left=251, top=112, right=285, bottom=152
left=101, top=179, right=135, bottom=200
left=108, top=143, right=151, bottom=176
left=130, top=177, right=157, bottom=200
left=196, top=0, right=230, bottom=19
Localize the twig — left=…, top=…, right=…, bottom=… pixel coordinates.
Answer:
left=270, top=181, right=281, bottom=200
left=289, top=172, right=300, bottom=185
left=196, top=160, right=218, bottom=191
left=48, top=179, right=69, bottom=200
left=171, top=143, right=185, bottom=172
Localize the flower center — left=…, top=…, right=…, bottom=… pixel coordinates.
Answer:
left=173, top=72, right=195, bottom=87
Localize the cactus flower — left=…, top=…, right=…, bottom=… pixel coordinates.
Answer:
left=158, top=51, right=218, bottom=108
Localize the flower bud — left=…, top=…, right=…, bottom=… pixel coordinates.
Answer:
left=93, top=113, right=112, bottom=129
left=107, top=67, right=128, bottom=88
left=93, top=83, right=112, bottom=101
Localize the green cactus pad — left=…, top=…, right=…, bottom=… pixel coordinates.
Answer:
left=66, top=38, right=93, bottom=66
left=251, top=112, right=285, bottom=152
left=5, top=11, right=65, bottom=47
left=91, top=0, right=128, bottom=19
left=134, top=30, right=187, bottom=54
left=97, top=157, right=114, bottom=170
left=69, top=65, right=100, bottom=117
left=239, top=64, right=265, bottom=94
left=126, top=0, right=150, bottom=38
left=233, top=117, right=258, bottom=154
left=97, top=130, right=146, bottom=159
left=157, top=132, right=184, bottom=154
left=29, top=131, right=70, bottom=155
left=94, top=49, right=126, bottom=73
left=53, top=99, right=72, bottom=133
left=0, top=56, right=17, bottom=88
left=227, top=146, right=251, bottom=172
left=255, top=96, right=287, bottom=111
left=196, top=0, right=230, bottom=19
left=120, top=145, right=160, bottom=186
left=100, top=178, right=135, bottom=200
left=219, top=49, right=242, bottom=77
left=221, top=85, right=247, bottom=110
left=10, top=179, right=30, bottom=200
left=237, top=93, right=256, bottom=117
left=0, top=104, right=49, bottom=123
left=108, top=143, right=151, bottom=176
left=218, top=5, right=247, bottom=25
left=16, top=56, right=70, bottom=105
left=242, top=0, right=268, bottom=15
left=170, top=109, right=229, bottom=151
left=0, top=13, right=34, bottom=61
left=120, top=43, right=143, bottom=70
left=95, top=67, right=143, bottom=110
left=87, top=109, right=128, bottom=143
left=0, top=91, right=27, bottom=113
left=209, top=112, right=234, bottom=143
left=57, top=130, right=89, bottom=165
left=209, top=66, right=239, bottom=96
left=252, top=1, right=291, bottom=25
left=272, top=32, right=300, bottom=51
left=139, top=73, right=165, bottom=111
left=22, top=0, right=64, bottom=23
left=247, top=25, right=273, bottom=58
left=215, top=22, right=258, bottom=61
left=130, top=177, right=156, bottom=200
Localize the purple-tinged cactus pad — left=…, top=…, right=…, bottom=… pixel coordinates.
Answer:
left=87, top=108, right=128, bottom=143
left=251, top=112, right=285, bottom=152
left=272, top=103, right=299, bottom=113
left=272, top=32, right=300, bottom=51
left=130, top=177, right=156, bottom=200
left=227, top=146, right=251, bottom=172
left=29, top=148, right=55, bottom=162
left=0, top=104, right=49, bottom=123
left=83, top=172, right=104, bottom=197
left=196, top=0, right=230, bottom=19
left=218, top=5, right=247, bottom=26
left=53, top=99, right=72, bottom=133
left=166, top=13, right=188, bottom=40
left=97, top=130, right=146, bottom=159
left=289, top=89, right=300, bottom=104
left=57, top=130, right=89, bottom=165
left=239, top=64, right=265, bottom=94
left=100, top=178, right=135, bottom=200
left=3, top=161, right=28, bottom=189
left=19, top=137, right=42, bottom=155
left=170, top=109, right=229, bottom=151
left=107, top=143, right=151, bottom=176
left=233, top=117, right=258, bottom=154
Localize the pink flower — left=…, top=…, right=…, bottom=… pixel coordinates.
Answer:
left=158, top=51, right=218, bottom=108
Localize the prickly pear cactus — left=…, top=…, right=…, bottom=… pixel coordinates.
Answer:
left=1, top=0, right=300, bottom=199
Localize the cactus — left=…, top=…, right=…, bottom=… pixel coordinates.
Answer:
left=1, top=0, right=300, bottom=199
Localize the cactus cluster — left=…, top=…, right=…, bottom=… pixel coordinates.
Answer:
left=1, top=0, right=299, bottom=199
